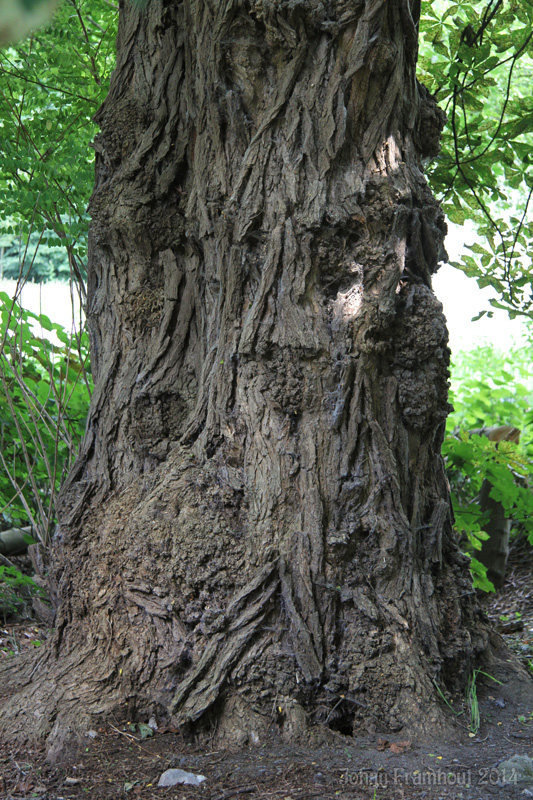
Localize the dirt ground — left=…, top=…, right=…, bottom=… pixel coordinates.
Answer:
left=3, top=695, right=533, bottom=800
left=2, top=544, right=533, bottom=800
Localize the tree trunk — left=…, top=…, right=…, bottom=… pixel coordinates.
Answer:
left=478, top=480, right=510, bottom=589
left=476, top=425, right=521, bottom=589
left=0, top=0, right=492, bottom=752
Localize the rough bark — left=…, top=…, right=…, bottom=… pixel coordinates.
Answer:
left=0, top=0, right=494, bottom=752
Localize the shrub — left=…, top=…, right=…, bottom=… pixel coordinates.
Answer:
left=0, top=291, right=91, bottom=544
left=444, top=340, right=533, bottom=591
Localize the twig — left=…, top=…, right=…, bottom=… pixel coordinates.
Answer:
left=107, top=723, right=162, bottom=758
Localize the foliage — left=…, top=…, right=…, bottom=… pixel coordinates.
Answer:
left=0, top=231, right=69, bottom=282
left=444, top=340, right=533, bottom=590
left=0, top=4, right=103, bottom=627
left=0, top=291, right=92, bottom=544
left=420, top=0, right=533, bottom=319
left=448, top=344, right=533, bottom=430
left=0, top=0, right=118, bottom=286
left=0, top=564, right=44, bottom=617
left=0, top=0, right=106, bottom=531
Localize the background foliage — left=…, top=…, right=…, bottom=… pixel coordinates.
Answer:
left=444, top=339, right=533, bottom=590
left=0, top=294, right=91, bottom=542
left=420, top=0, right=533, bottom=320
left=0, top=0, right=118, bottom=285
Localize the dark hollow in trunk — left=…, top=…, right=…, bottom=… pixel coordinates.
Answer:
left=0, top=0, right=494, bottom=752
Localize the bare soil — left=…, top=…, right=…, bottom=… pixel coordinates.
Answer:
left=2, top=544, right=533, bottom=800
left=1, top=702, right=533, bottom=800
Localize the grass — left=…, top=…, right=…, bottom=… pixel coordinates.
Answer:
left=466, top=669, right=503, bottom=735
left=434, top=670, right=503, bottom=735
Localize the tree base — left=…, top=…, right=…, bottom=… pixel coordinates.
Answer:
left=1, top=632, right=531, bottom=764
left=0, top=445, right=502, bottom=759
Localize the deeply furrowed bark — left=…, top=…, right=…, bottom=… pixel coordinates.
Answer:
left=0, top=0, right=493, bottom=751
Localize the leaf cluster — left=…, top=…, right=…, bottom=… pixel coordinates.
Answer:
left=420, top=0, right=533, bottom=318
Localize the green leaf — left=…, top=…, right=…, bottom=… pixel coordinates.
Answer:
left=136, top=723, right=154, bottom=739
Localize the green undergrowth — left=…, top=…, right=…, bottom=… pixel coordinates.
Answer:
left=0, top=291, right=92, bottom=540
left=0, top=290, right=92, bottom=619
left=0, top=564, right=45, bottom=620
left=445, top=337, right=533, bottom=590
